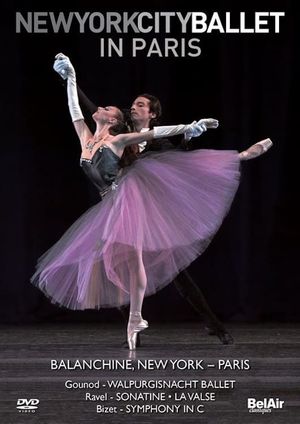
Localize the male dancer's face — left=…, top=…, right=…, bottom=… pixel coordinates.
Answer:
left=130, top=96, right=155, bottom=130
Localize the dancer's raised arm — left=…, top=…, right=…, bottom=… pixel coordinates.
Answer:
left=53, top=53, right=93, bottom=148
left=113, top=119, right=219, bottom=148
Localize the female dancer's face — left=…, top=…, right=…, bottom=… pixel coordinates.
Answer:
left=92, top=106, right=122, bottom=124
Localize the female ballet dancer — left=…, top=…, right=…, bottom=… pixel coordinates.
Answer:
left=31, top=54, right=272, bottom=350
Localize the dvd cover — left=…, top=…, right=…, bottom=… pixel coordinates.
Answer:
left=1, top=1, right=299, bottom=423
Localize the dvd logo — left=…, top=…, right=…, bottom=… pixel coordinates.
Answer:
left=16, top=399, right=39, bottom=411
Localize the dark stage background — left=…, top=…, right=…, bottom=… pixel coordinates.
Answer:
left=1, top=0, right=299, bottom=325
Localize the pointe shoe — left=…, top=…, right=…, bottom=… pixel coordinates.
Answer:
left=122, top=333, right=141, bottom=349
left=127, top=312, right=148, bottom=350
left=239, top=138, right=273, bottom=161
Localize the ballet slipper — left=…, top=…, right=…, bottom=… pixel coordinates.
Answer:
left=239, top=138, right=273, bottom=160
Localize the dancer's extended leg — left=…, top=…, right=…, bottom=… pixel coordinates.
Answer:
left=127, top=252, right=148, bottom=350
left=174, top=270, right=234, bottom=344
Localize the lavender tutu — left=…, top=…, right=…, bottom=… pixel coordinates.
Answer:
left=31, top=149, right=240, bottom=309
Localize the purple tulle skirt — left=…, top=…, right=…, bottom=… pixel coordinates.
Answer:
left=31, top=149, right=240, bottom=310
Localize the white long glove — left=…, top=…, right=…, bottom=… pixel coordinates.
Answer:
left=184, top=118, right=219, bottom=141
left=153, top=118, right=219, bottom=140
left=198, top=118, right=219, bottom=129
left=53, top=53, right=84, bottom=122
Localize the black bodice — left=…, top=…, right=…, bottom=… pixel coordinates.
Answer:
left=80, top=146, right=120, bottom=197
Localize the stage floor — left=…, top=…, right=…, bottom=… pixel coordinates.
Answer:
left=0, top=322, right=299, bottom=423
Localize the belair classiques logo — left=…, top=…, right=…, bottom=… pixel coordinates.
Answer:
left=248, top=397, right=284, bottom=414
